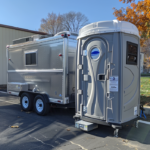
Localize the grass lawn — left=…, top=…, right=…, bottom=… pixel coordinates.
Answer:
left=141, top=77, right=150, bottom=106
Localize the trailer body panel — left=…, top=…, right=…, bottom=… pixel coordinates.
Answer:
left=7, top=33, right=77, bottom=105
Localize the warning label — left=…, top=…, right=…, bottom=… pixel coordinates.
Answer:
left=134, top=106, right=137, bottom=115
left=109, top=76, right=118, bottom=92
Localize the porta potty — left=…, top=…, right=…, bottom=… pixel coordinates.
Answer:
left=74, top=20, right=140, bottom=136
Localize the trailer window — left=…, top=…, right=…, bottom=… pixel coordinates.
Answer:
left=126, top=42, right=138, bottom=65
left=25, top=50, right=37, bottom=66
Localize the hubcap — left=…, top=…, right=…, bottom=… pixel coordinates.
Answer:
left=36, top=99, right=44, bottom=113
left=22, top=96, right=29, bottom=109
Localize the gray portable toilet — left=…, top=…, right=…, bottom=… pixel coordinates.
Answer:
left=74, top=20, right=140, bottom=136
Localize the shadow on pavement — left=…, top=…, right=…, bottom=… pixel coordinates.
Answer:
left=0, top=93, right=150, bottom=149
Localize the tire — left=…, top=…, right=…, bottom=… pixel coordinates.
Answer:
left=20, top=93, right=33, bottom=111
left=34, top=95, right=49, bottom=116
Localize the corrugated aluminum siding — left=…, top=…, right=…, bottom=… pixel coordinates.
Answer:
left=0, top=27, right=38, bottom=85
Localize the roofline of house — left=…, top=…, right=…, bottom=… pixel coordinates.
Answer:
left=0, top=24, right=48, bottom=35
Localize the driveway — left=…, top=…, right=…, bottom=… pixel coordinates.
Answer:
left=0, top=92, right=150, bottom=150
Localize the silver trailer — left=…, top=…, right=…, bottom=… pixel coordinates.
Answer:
left=6, top=31, right=77, bottom=115
left=74, top=20, right=140, bottom=136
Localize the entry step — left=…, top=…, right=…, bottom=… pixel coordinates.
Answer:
left=75, top=120, right=98, bottom=131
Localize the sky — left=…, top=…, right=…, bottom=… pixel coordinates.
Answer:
left=0, top=0, right=134, bottom=31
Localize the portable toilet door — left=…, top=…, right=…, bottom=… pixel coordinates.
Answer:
left=78, top=37, right=107, bottom=120
left=75, top=20, right=140, bottom=130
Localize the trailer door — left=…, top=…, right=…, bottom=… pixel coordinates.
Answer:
left=81, top=38, right=107, bottom=120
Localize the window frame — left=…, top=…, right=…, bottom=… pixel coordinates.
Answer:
left=24, top=49, right=38, bottom=66
left=126, top=41, right=138, bottom=65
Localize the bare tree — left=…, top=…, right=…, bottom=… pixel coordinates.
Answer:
left=39, top=13, right=64, bottom=35
left=39, top=11, right=89, bottom=34
left=141, top=39, right=150, bottom=56
left=144, top=57, right=150, bottom=73
left=62, top=11, right=89, bottom=33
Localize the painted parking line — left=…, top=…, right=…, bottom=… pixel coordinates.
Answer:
left=0, top=99, right=20, bottom=105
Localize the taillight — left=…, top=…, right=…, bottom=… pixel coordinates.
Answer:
left=61, top=33, right=70, bottom=38
left=59, top=53, right=62, bottom=56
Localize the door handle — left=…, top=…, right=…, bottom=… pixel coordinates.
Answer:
left=107, top=64, right=110, bottom=80
left=107, top=69, right=109, bottom=80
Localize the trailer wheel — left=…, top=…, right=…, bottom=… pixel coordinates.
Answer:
left=34, top=95, right=49, bottom=116
left=20, top=93, right=33, bottom=111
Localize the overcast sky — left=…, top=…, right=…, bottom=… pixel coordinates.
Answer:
left=0, top=0, right=134, bottom=31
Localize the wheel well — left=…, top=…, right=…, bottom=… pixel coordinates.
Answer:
left=19, top=91, right=36, bottom=97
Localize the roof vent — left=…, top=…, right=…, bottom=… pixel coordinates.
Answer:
left=12, top=34, right=53, bottom=44
left=13, top=37, right=33, bottom=44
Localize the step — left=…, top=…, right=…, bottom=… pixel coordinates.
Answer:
left=75, top=120, right=98, bottom=131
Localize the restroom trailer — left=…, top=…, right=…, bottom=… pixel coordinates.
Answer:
left=6, top=31, right=77, bottom=115
left=74, top=20, right=140, bottom=136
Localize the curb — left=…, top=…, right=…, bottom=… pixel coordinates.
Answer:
left=0, top=91, right=7, bottom=94
left=144, top=106, right=150, bottom=115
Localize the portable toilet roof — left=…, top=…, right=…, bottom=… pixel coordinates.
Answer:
left=77, top=20, right=139, bottom=39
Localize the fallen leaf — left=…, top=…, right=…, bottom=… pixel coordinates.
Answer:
left=125, top=140, right=128, bottom=143
left=123, top=139, right=128, bottom=143
left=11, top=126, right=19, bottom=128
left=67, top=129, right=70, bottom=131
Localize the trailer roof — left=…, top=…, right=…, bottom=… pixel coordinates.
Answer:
left=78, top=20, right=140, bottom=39
left=0, top=24, right=47, bottom=35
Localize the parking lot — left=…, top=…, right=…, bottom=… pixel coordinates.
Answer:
left=0, top=92, right=150, bottom=150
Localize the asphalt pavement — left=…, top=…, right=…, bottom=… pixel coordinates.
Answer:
left=0, top=92, right=150, bottom=150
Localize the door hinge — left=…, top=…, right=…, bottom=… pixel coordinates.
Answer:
left=83, top=106, right=87, bottom=112
left=83, top=75, right=88, bottom=81
left=83, top=50, right=87, bottom=56
left=77, top=90, right=83, bottom=95
left=78, top=65, right=83, bottom=70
